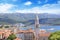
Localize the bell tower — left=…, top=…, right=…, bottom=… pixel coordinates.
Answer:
left=35, top=14, right=40, bottom=40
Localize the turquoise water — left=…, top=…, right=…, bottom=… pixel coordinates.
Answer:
left=19, top=25, right=60, bottom=32
left=40, top=25, right=60, bottom=32
left=16, top=25, right=60, bottom=39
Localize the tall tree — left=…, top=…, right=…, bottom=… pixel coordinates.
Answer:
left=48, top=31, right=60, bottom=40
left=7, top=33, right=17, bottom=40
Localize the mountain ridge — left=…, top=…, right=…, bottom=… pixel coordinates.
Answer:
left=0, top=13, right=60, bottom=25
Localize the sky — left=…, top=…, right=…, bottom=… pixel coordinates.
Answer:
left=0, top=0, right=60, bottom=13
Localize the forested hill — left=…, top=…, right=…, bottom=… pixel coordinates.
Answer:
left=0, top=13, right=60, bottom=25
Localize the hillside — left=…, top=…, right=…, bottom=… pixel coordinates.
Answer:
left=0, top=13, right=60, bottom=25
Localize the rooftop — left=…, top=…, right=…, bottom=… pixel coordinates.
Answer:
left=17, top=28, right=51, bottom=37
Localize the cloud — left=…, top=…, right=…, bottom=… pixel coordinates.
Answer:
left=15, top=7, right=42, bottom=13
left=0, top=0, right=60, bottom=14
left=16, top=1, right=60, bottom=14
left=15, top=7, right=60, bottom=13
left=0, top=3, right=16, bottom=13
left=24, top=1, right=32, bottom=6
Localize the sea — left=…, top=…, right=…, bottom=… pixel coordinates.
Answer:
left=16, top=25, right=60, bottom=39
left=19, top=24, right=60, bottom=32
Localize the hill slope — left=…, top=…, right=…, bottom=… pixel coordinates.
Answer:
left=0, top=13, right=60, bottom=25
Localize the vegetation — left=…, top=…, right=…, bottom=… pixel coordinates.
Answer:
left=7, top=33, right=17, bottom=40
left=5, top=26, right=9, bottom=28
left=48, top=31, right=60, bottom=40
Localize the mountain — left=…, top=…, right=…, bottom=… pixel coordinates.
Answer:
left=0, top=13, right=60, bottom=25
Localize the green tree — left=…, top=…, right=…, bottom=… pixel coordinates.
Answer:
left=7, top=33, right=17, bottom=40
left=48, top=31, right=60, bottom=40
left=5, top=26, right=9, bottom=28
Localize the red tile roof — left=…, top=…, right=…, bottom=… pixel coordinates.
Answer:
left=17, top=29, right=51, bottom=37
left=39, top=32, right=51, bottom=37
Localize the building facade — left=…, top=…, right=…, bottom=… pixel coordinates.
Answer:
left=24, top=32, right=34, bottom=40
